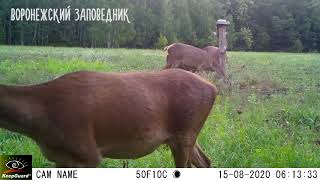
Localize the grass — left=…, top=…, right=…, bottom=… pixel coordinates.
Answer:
left=0, top=45, right=320, bottom=167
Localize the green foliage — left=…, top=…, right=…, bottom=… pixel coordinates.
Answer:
left=0, top=21, right=4, bottom=44
left=1, top=46, right=320, bottom=167
left=254, top=27, right=271, bottom=51
left=155, top=33, right=168, bottom=49
left=291, top=39, right=304, bottom=52
left=235, top=27, right=253, bottom=50
left=1, top=0, right=320, bottom=51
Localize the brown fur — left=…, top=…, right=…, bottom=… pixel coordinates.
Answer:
left=0, top=69, right=217, bottom=168
left=164, top=43, right=225, bottom=79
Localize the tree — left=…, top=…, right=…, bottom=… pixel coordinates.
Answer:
left=0, top=0, right=319, bottom=52
left=291, top=39, right=303, bottom=52
left=155, top=33, right=168, bottom=49
left=159, top=0, right=175, bottom=43
left=235, top=27, right=253, bottom=50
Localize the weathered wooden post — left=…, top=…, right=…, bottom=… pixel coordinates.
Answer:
left=216, top=19, right=230, bottom=79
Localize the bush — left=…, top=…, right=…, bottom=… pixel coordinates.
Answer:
left=291, top=39, right=303, bottom=52
left=235, top=27, right=254, bottom=51
left=155, top=33, right=168, bottom=49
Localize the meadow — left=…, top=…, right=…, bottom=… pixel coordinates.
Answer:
left=0, top=45, right=319, bottom=168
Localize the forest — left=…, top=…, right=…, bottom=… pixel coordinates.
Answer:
left=0, top=0, right=320, bottom=52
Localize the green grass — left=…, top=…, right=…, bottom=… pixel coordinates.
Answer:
left=0, top=45, right=320, bottom=167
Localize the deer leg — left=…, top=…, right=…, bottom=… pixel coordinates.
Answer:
left=169, top=138, right=194, bottom=168
left=123, top=160, right=129, bottom=168
left=164, top=55, right=173, bottom=69
left=190, top=143, right=211, bottom=168
left=164, top=64, right=172, bottom=69
left=187, top=159, right=193, bottom=167
left=171, top=146, right=191, bottom=168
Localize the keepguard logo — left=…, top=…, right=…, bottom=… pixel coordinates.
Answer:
left=0, top=155, right=32, bottom=180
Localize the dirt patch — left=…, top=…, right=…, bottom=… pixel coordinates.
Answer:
left=255, top=80, right=288, bottom=96
left=238, top=79, right=288, bottom=96
left=239, top=79, right=257, bottom=89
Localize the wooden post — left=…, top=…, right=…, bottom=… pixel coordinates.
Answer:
left=216, top=19, right=230, bottom=79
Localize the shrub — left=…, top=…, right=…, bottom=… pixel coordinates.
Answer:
left=155, top=33, right=168, bottom=49
left=291, top=39, right=303, bottom=52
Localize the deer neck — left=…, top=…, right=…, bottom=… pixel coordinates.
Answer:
left=0, top=85, right=44, bottom=138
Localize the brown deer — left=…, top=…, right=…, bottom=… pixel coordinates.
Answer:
left=164, top=43, right=225, bottom=79
left=0, top=69, right=217, bottom=168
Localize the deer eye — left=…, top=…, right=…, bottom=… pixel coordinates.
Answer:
left=6, top=160, right=25, bottom=169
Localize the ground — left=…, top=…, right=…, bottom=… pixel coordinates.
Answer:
left=0, top=45, right=319, bottom=167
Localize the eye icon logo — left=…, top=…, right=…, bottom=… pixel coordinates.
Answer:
left=6, top=159, right=27, bottom=170
left=0, top=155, right=32, bottom=180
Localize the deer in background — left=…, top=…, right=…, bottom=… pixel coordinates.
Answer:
left=164, top=43, right=226, bottom=80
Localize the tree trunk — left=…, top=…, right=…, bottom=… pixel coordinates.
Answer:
left=33, top=24, right=38, bottom=45
left=41, top=24, right=44, bottom=46
left=78, top=23, right=81, bottom=46
left=107, top=31, right=111, bottom=48
left=3, top=17, right=6, bottom=44
left=83, top=26, right=86, bottom=47
left=20, top=23, right=24, bottom=45
left=91, top=33, right=94, bottom=48
left=8, top=18, right=11, bottom=45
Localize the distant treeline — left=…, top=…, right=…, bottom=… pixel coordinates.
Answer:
left=0, top=0, right=320, bottom=52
